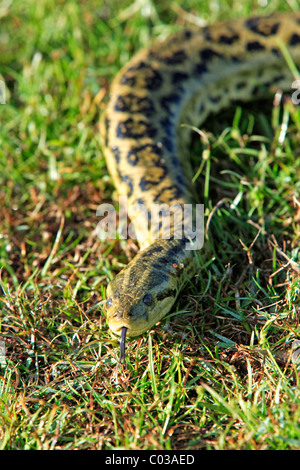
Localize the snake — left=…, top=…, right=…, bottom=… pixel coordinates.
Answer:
left=100, top=12, right=300, bottom=359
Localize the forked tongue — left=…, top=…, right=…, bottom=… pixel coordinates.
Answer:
left=120, top=327, right=127, bottom=362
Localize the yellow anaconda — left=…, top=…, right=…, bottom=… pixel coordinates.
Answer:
left=101, top=12, right=300, bottom=356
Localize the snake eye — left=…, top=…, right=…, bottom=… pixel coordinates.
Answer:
left=107, top=298, right=113, bottom=307
left=143, top=294, right=153, bottom=306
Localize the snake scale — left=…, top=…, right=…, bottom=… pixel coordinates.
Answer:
left=101, top=12, right=300, bottom=358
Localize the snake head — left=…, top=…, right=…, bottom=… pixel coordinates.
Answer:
left=106, top=268, right=178, bottom=337
left=105, top=240, right=186, bottom=337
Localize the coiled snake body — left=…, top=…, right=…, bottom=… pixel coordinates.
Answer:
left=101, top=12, right=300, bottom=356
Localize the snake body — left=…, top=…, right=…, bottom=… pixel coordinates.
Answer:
left=101, top=12, right=300, bottom=345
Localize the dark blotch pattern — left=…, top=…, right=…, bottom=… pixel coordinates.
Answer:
left=246, top=41, right=265, bottom=52
left=161, top=137, right=175, bottom=153
left=120, top=74, right=136, bottom=87
left=121, top=174, right=133, bottom=196
left=210, top=94, right=221, bottom=104
left=236, top=81, right=246, bottom=89
left=141, top=245, right=164, bottom=258
left=160, top=116, right=174, bottom=138
left=139, top=161, right=168, bottom=191
left=140, top=176, right=157, bottom=192
left=126, top=143, right=162, bottom=167
left=289, top=33, right=300, bottom=46
left=116, top=118, right=157, bottom=139
left=160, top=93, right=181, bottom=113
left=156, top=288, right=177, bottom=302
left=230, top=55, right=242, bottom=63
left=120, top=62, right=163, bottom=90
left=167, top=49, right=188, bottom=65
left=194, top=62, right=208, bottom=75
left=115, top=93, right=155, bottom=116
left=111, top=145, right=121, bottom=163
left=103, top=117, right=110, bottom=147
left=273, top=74, right=285, bottom=84
left=271, top=47, right=280, bottom=57
left=149, top=49, right=188, bottom=65
left=183, top=30, right=193, bottom=40
left=200, top=48, right=223, bottom=61
left=245, top=17, right=280, bottom=36
left=218, top=33, right=240, bottom=45
left=171, top=71, right=189, bottom=84
left=176, top=173, right=186, bottom=186
left=154, top=185, right=184, bottom=204
left=144, top=68, right=163, bottom=90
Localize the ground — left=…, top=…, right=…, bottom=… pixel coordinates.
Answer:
left=0, top=0, right=300, bottom=450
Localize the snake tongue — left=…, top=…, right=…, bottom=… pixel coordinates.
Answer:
left=120, top=327, right=127, bottom=362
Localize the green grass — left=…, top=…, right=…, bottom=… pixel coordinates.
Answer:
left=0, top=0, right=300, bottom=450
